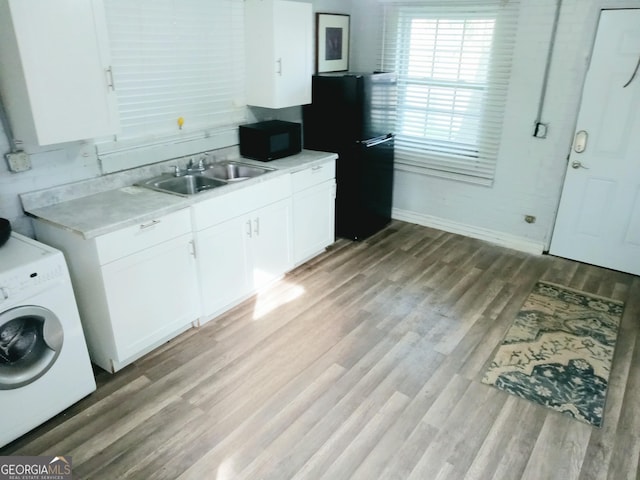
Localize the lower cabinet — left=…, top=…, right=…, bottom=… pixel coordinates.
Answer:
left=249, top=198, right=293, bottom=291
left=194, top=175, right=293, bottom=322
left=101, top=234, right=199, bottom=363
left=291, top=159, right=336, bottom=266
left=31, top=156, right=337, bottom=371
left=196, top=215, right=250, bottom=318
left=195, top=162, right=336, bottom=322
left=33, top=208, right=199, bottom=373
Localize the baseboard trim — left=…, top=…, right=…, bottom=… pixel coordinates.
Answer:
left=392, top=208, right=545, bottom=255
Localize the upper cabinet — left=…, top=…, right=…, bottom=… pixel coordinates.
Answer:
left=245, top=0, right=312, bottom=109
left=0, top=0, right=119, bottom=146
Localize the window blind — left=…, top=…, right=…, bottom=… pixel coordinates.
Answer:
left=103, top=0, right=246, bottom=143
left=381, top=1, right=520, bottom=185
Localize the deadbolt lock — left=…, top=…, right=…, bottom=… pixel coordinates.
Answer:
left=573, top=130, right=588, bottom=153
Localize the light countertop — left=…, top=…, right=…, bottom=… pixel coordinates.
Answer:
left=24, top=149, right=337, bottom=239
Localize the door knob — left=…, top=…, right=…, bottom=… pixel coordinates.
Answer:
left=571, top=160, right=589, bottom=169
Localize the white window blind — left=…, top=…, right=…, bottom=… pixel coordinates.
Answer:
left=103, top=0, right=246, bottom=143
left=381, top=1, right=520, bottom=185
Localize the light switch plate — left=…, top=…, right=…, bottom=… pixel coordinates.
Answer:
left=6, top=151, right=31, bottom=172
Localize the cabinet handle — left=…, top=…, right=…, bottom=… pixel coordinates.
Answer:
left=140, top=219, right=160, bottom=230
left=105, top=66, right=116, bottom=91
left=189, top=240, right=196, bottom=258
left=246, top=220, right=253, bottom=238
left=311, top=165, right=323, bottom=172
left=254, top=217, right=260, bottom=237
left=276, top=58, right=282, bottom=76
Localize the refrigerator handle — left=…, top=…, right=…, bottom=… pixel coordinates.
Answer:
left=361, top=134, right=394, bottom=148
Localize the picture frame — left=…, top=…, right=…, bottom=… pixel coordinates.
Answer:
left=316, top=13, right=350, bottom=73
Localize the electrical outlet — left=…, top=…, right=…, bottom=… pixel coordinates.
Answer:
left=6, top=151, right=31, bottom=172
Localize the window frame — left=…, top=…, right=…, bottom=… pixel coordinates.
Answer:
left=381, top=2, right=520, bottom=185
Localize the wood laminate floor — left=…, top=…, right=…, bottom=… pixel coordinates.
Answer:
left=3, top=221, right=639, bottom=479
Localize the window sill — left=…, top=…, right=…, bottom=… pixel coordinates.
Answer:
left=95, top=126, right=240, bottom=174
left=394, top=160, right=494, bottom=187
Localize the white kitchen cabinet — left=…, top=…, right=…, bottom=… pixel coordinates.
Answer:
left=33, top=209, right=198, bottom=373
left=196, top=215, right=251, bottom=318
left=0, top=0, right=119, bottom=146
left=193, top=175, right=293, bottom=322
left=248, top=198, right=293, bottom=291
left=100, top=235, right=198, bottom=365
left=291, top=159, right=336, bottom=266
left=245, top=0, right=312, bottom=108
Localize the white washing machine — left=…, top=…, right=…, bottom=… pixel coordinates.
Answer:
left=0, top=232, right=96, bottom=448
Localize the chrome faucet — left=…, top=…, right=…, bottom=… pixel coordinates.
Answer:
left=186, top=157, right=206, bottom=173
left=172, top=154, right=209, bottom=176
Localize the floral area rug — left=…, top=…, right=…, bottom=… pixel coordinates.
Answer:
left=482, top=281, right=625, bottom=427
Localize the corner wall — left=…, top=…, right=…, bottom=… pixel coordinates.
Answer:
left=350, top=0, right=639, bottom=253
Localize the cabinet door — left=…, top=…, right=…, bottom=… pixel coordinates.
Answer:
left=101, top=234, right=198, bottom=362
left=272, top=1, right=312, bottom=107
left=0, top=0, right=119, bottom=145
left=293, top=180, right=336, bottom=265
left=196, top=215, right=251, bottom=319
left=249, top=198, right=293, bottom=291
left=245, top=0, right=311, bottom=108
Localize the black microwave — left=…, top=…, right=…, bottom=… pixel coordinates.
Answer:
left=239, top=120, right=302, bottom=161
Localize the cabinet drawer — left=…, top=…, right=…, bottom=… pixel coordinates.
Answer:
left=291, top=160, right=336, bottom=193
left=95, top=208, right=192, bottom=265
left=192, top=174, right=291, bottom=230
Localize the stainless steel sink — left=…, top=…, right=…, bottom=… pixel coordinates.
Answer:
left=201, top=161, right=274, bottom=182
left=139, top=174, right=227, bottom=196
left=137, top=161, right=274, bottom=196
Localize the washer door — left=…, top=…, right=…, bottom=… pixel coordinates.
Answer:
left=0, top=306, right=64, bottom=390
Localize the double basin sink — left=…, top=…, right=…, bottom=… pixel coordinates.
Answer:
left=138, top=161, right=274, bottom=196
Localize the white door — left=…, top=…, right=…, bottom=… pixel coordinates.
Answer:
left=249, top=199, right=293, bottom=291
left=103, top=234, right=199, bottom=361
left=273, top=0, right=312, bottom=107
left=196, top=216, right=251, bottom=319
left=292, top=180, right=336, bottom=266
left=2, top=0, right=119, bottom=145
left=550, top=9, right=640, bottom=276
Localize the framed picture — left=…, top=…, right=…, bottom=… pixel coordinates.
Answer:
left=316, top=13, right=350, bottom=73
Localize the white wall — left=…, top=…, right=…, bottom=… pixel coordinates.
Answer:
left=351, top=0, right=640, bottom=253
left=0, top=132, right=100, bottom=236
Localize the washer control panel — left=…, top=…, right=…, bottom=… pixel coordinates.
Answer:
left=0, top=262, right=64, bottom=306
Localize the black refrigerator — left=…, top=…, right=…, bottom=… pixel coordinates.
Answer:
left=303, top=72, right=396, bottom=241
